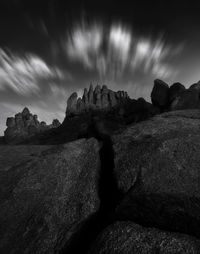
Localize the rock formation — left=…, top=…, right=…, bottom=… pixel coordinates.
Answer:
left=151, top=79, right=169, bottom=109
left=66, top=84, right=129, bottom=116
left=89, top=221, right=200, bottom=254
left=0, top=138, right=100, bottom=254
left=4, top=107, right=61, bottom=143
left=151, top=80, right=200, bottom=111
left=168, top=82, right=186, bottom=104
left=112, top=109, right=200, bottom=237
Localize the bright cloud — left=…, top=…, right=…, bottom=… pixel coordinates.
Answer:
left=109, top=25, right=131, bottom=62
left=65, top=21, right=183, bottom=80
left=0, top=49, right=64, bottom=95
left=66, top=23, right=102, bottom=68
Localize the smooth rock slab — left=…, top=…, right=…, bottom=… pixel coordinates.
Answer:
left=112, top=110, right=200, bottom=236
left=89, top=221, right=200, bottom=254
left=0, top=138, right=100, bottom=254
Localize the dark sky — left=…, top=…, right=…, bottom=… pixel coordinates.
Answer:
left=0, top=0, right=200, bottom=134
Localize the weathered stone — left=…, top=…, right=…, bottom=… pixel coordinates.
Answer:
left=169, top=82, right=186, bottom=104
left=52, top=119, right=61, bottom=128
left=94, top=85, right=102, bottom=108
left=83, top=88, right=89, bottom=109
left=189, top=81, right=200, bottom=91
left=66, top=92, right=78, bottom=114
left=33, top=115, right=39, bottom=126
left=66, top=85, right=130, bottom=115
left=170, top=89, right=200, bottom=110
left=88, top=84, right=94, bottom=105
left=108, top=90, right=117, bottom=107
left=4, top=108, right=58, bottom=144
left=151, top=79, right=169, bottom=109
left=89, top=221, right=200, bottom=254
left=0, top=138, right=100, bottom=254
left=77, top=97, right=85, bottom=112
left=15, top=113, right=24, bottom=129
left=101, top=86, right=110, bottom=108
left=40, top=121, right=47, bottom=126
left=113, top=110, right=200, bottom=237
left=6, top=117, right=15, bottom=128
left=28, top=124, right=38, bottom=134
left=22, top=107, right=30, bottom=118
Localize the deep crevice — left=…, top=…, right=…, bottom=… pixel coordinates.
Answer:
left=59, top=117, right=123, bottom=254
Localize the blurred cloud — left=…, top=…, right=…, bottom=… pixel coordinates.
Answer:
left=66, top=23, right=103, bottom=68
left=64, top=21, right=183, bottom=81
left=0, top=49, right=65, bottom=95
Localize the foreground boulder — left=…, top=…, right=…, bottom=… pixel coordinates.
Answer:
left=0, top=138, right=100, bottom=254
left=112, top=110, right=200, bottom=237
left=4, top=107, right=61, bottom=144
left=89, top=221, right=200, bottom=254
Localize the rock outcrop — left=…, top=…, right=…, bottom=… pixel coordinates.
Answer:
left=151, top=80, right=200, bottom=111
left=151, top=79, right=169, bottom=110
left=168, top=82, right=186, bottom=104
left=112, top=110, right=200, bottom=237
left=4, top=107, right=61, bottom=144
left=66, top=84, right=129, bottom=116
left=89, top=221, right=200, bottom=254
left=0, top=138, right=100, bottom=254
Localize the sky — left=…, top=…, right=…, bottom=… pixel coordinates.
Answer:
left=0, top=0, right=200, bottom=134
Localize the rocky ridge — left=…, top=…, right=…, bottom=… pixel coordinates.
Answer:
left=151, top=79, right=200, bottom=111
left=4, top=107, right=61, bottom=143
left=66, top=84, right=129, bottom=116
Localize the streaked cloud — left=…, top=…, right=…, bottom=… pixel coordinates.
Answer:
left=65, top=21, right=183, bottom=80
left=66, top=23, right=103, bottom=68
left=0, top=49, right=65, bottom=95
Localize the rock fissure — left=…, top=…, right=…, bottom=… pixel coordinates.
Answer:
left=59, top=121, right=123, bottom=254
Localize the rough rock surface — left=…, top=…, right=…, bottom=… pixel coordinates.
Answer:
left=0, top=138, right=100, bottom=254
left=66, top=84, right=129, bottom=116
left=151, top=79, right=169, bottom=109
left=168, top=82, right=186, bottom=104
left=112, top=110, right=200, bottom=236
left=4, top=107, right=61, bottom=144
left=151, top=79, right=200, bottom=111
left=170, top=89, right=200, bottom=111
left=89, top=221, right=200, bottom=254
left=189, top=81, right=200, bottom=91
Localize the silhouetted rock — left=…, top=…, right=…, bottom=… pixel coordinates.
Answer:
left=66, top=84, right=130, bottom=116
left=88, top=84, right=94, bottom=106
left=151, top=79, right=169, bottom=109
left=4, top=108, right=61, bottom=144
left=89, top=221, right=200, bottom=254
left=189, top=81, right=200, bottom=91
left=67, top=92, right=78, bottom=114
left=168, top=82, right=186, bottom=104
left=170, top=89, right=200, bottom=111
left=52, top=119, right=61, bottom=128
left=6, top=117, right=15, bottom=127
left=94, top=85, right=102, bottom=108
left=0, top=138, right=100, bottom=254
left=112, top=110, right=200, bottom=237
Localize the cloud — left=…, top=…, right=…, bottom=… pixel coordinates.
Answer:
left=66, top=23, right=103, bottom=68
left=65, top=21, right=183, bottom=81
left=131, top=38, right=175, bottom=78
left=0, top=49, right=65, bottom=95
